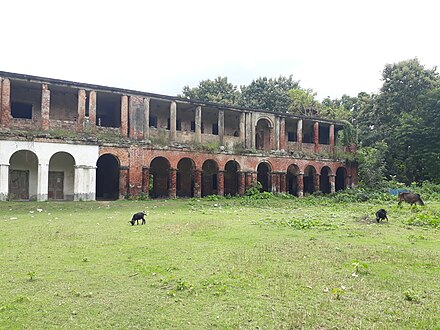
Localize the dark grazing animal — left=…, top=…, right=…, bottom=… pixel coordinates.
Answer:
left=375, top=209, right=388, bottom=223
left=130, top=212, right=146, bottom=225
left=398, top=192, right=424, bottom=206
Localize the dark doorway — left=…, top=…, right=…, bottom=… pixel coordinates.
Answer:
left=177, top=158, right=195, bottom=198
left=257, top=162, right=271, bottom=192
left=336, top=167, right=347, bottom=191
left=304, top=165, right=317, bottom=195
left=224, top=160, right=239, bottom=196
left=202, top=160, right=218, bottom=197
left=150, top=157, right=170, bottom=198
left=9, top=170, right=29, bottom=200
left=320, top=167, right=331, bottom=194
left=287, top=164, right=300, bottom=196
left=96, top=154, right=120, bottom=200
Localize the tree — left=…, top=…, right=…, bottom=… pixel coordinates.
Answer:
left=288, top=89, right=320, bottom=116
left=180, top=77, right=239, bottom=105
left=239, top=75, right=300, bottom=113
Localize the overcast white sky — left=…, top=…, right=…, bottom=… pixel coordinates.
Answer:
left=1, top=0, right=439, bottom=100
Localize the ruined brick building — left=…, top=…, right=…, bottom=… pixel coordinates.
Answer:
left=0, top=71, right=357, bottom=201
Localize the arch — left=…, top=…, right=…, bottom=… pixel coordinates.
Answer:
left=49, top=152, right=76, bottom=200
left=320, top=166, right=332, bottom=194
left=255, top=118, right=272, bottom=151
left=224, top=160, right=240, bottom=196
left=287, top=164, right=300, bottom=196
left=96, top=154, right=120, bottom=200
left=9, top=150, right=39, bottom=200
left=336, top=167, right=347, bottom=191
left=257, top=162, right=272, bottom=192
left=202, top=159, right=219, bottom=197
left=150, top=157, right=171, bottom=198
left=303, top=165, right=317, bottom=195
left=177, top=158, right=195, bottom=198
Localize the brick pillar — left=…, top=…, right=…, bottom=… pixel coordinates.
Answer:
left=194, top=169, right=202, bottom=198
left=76, top=89, right=86, bottom=132
left=142, top=166, right=150, bottom=196
left=129, top=96, right=144, bottom=140
left=41, top=84, right=51, bottom=131
left=239, top=112, right=245, bottom=146
left=271, top=173, right=278, bottom=193
left=297, top=173, right=304, bottom=197
left=280, top=172, right=287, bottom=193
left=170, top=101, right=177, bottom=142
left=329, top=174, right=336, bottom=193
left=169, top=168, right=177, bottom=198
left=297, top=119, right=303, bottom=150
left=313, top=173, right=320, bottom=192
left=245, top=172, right=252, bottom=191
left=218, top=110, right=224, bottom=146
left=143, top=97, right=150, bottom=140
left=1, top=78, right=11, bottom=127
left=314, top=121, right=319, bottom=153
left=237, top=171, right=245, bottom=195
left=120, top=95, right=128, bottom=137
left=279, top=117, right=286, bottom=151
left=329, top=124, right=335, bottom=153
left=89, top=91, right=97, bottom=133
left=128, top=147, right=142, bottom=196
left=119, top=166, right=129, bottom=198
left=195, top=106, right=202, bottom=144
left=217, top=170, right=224, bottom=196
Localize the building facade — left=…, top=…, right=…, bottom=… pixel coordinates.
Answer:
left=0, top=71, right=357, bottom=201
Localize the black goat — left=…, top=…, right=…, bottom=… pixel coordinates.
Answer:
left=375, top=209, right=388, bottom=223
left=130, top=212, right=146, bottom=225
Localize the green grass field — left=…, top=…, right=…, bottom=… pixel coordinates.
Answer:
left=1, top=197, right=439, bottom=329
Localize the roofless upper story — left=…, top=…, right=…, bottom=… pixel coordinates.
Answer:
left=0, top=71, right=352, bottom=156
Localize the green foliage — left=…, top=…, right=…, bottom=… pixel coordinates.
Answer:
left=351, top=260, right=369, bottom=276
left=357, top=141, right=388, bottom=189
left=180, top=77, right=239, bottom=105
left=288, top=88, right=320, bottom=116
left=27, top=271, right=36, bottom=281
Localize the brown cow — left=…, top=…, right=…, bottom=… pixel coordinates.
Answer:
left=398, top=192, right=424, bottom=206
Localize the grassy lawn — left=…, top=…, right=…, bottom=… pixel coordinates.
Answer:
left=0, top=196, right=439, bottom=329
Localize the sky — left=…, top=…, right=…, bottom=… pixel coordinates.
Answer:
left=1, top=0, right=439, bottom=101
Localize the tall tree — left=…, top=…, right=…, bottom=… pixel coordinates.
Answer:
left=239, top=75, right=300, bottom=113
left=180, top=77, right=239, bottom=105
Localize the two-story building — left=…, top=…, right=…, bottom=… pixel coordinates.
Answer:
left=0, top=71, right=357, bottom=201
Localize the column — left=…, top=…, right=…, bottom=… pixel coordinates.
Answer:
left=89, top=91, right=97, bottom=133
left=275, top=117, right=280, bottom=150
left=329, top=124, right=335, bottom=153
left=297, top=119, right=303, bottom=150
left=279, top=117, right=286, bottom=151
left=0, top=164, right=9, bottom=201
left=41, top=84, right=51, bottom=131
left=329, top=174, right=336, bottom=193
left=77, top=89, right=86, bottom=132
left=239, top=112, right=245, bottom=146
left=218, top=110, right=224, bottom=145
left=143, top=98, right=150, bottom=140
left=1, top=78, right=11, bottom=127
left=217, top=170, right=224, bottom=196
left=129, top=96, right=144, bottom=140
left=169, top=101, right=177, bottom=142
left=74, top=165, right=97, bottom=201
left=297, top=173, right=304, bottom=197
left=120, top=95, right=128, bottom=137
left=271, top=173, right=279, bottom=193
left=37, top=163, right=49, bottom=201
left=142, top=166, right=150, bottom=196
left=238, top=171, right=246, bottom=195
left=169, top=168, right=177, bottom=198
left=313, top=173, right=320, bottom=192
left=314, top=121, right=320, bottom=153
left=195, top=106, right=202, bottom=144
left=119, top=166, right=129, bottom=198
left=280, top=172, right=287, bottom=193
left=194, top=169, right=202, bottom=198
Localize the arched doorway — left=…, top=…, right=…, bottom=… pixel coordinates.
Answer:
left=150, top=157, right=171, bottom=198
left=320, top=166, right=331, bottom=194
left=287, top=164, right=300, bottom=196
left=177, top=158, right=195, bottom=198
left=224, top=160, right=240, bottom=196
left=255, top=118, right=272, bottom=151
left=9, top=150, right=38, bottom=200
left=202, top=160, right=218, bottom=197
left=257, top=162, right=271, bottom=192
left=336, top=167, right=347, bottom=191
left=49, top=152, right=75, bottom=200
left=303, top=165, right=317, bottom=195
left=96, top=154, right=120, bottom=200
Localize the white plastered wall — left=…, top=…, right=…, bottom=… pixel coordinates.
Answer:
left=0, top=140, right=99, bottom=201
